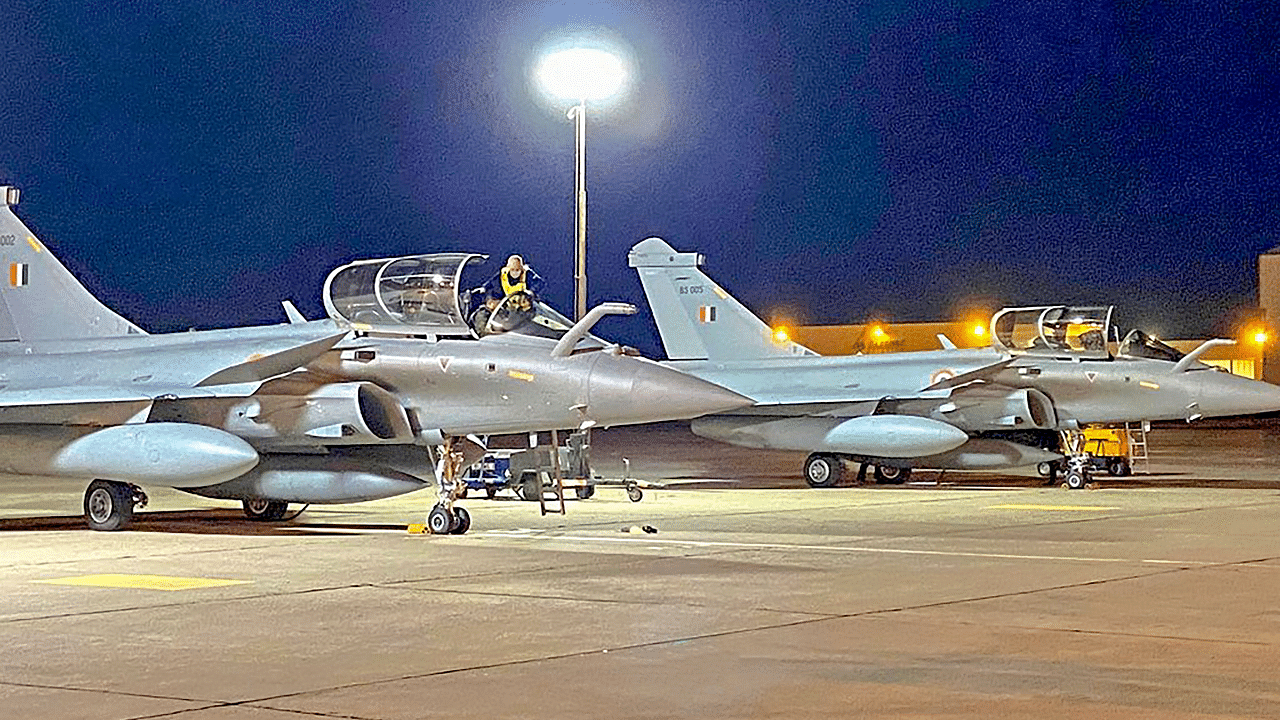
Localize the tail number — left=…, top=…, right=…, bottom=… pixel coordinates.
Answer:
left=678, top=285, right=705, bottom=295
left=0, top=235, right=14, bottom=247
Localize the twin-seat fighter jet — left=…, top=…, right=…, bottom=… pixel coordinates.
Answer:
left=629, top=237, right=1280, bottom=488
left=0, top=188, right=747, bottom=532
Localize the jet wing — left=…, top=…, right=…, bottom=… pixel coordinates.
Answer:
left=0, top=387, right=201, bottom=426
left=0, top=332, right=349, bottom=426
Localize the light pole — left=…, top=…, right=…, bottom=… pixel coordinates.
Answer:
left=535, top=46, right=629, bottom=320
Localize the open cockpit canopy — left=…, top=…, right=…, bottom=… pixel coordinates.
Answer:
left=991, top=306, right=1114, bottom=359
left=1116, top=329, right=1186, bottom=362
left=322, top=254, right=604, bottom=347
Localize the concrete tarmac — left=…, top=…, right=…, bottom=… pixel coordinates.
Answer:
left=3, top=422, right=1280, bottom=719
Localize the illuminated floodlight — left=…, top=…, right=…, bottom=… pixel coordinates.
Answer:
left=972, top=324, right=986, bottom=337
left=535, top=47, right=629, bottom=103
left=870, top=325, right=888, bottom=342
left=1253, top=330, right=1269, bottom=344
left=773, top=327, right=790, bottom=343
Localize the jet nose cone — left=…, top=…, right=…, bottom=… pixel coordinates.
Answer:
left=1196, top=372, right=1280, bottom=418
left=588, top=356, right=752, bottom=426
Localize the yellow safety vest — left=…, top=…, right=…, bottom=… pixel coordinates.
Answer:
left=500, top=270, right=527, bottom=296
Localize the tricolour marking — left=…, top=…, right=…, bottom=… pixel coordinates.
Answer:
left=986, top=504, right=1119, bottom=512
left=33, top=574, right=250, bottom=591
left=698, top=305, right=717, bottom=323
left=8, top=262, right=27, bottom=287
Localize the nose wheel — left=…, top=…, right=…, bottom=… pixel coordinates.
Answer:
left=426, top=439, right=472, bottom=534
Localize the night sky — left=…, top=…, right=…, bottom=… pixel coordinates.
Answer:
left=3, top=1, right=1278, bottom=357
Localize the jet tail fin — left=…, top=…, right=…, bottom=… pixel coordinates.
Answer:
left=628, top=237, right=815, bottom=361
left=0, top=187, right=145, bottom=343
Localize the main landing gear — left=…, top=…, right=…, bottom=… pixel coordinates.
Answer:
left=84, top=480, right=148, bottom=532
left=803, top=454, right=912, bottom=488
left=242, top=499, right=290, bottom=521
left=804, top=453, right=844, bottom=487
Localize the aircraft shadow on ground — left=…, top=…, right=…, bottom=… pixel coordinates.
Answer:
left=0, top=510, right=413, bottom=536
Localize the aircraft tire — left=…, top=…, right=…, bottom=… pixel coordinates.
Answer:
left=874, top=465, right=910, bottom=484
left=627, top=485, right=644, bottom=502
left=449, top=507, right=471, bottom=535
left=1108, top=459, right=1131, bottom=477
left=84, top=480, right=134, bottom=532
left=242, top=499, right=289, bottom=521
left=575, top=485, right=596, bottom=500
left=427, top=505, right=453, bottom=534
left=804, top=454, right=843, bottom=488
left=1064, top=469, right=1088, bottom=490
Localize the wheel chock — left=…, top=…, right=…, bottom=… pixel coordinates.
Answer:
left=407, top=523, right=428, bottom=534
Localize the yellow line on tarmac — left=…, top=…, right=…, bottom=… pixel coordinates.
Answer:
left=33, top=574, right=250, bottom=591
left=986, top=504, right=1119, bottom=512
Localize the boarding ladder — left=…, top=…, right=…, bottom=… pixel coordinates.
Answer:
left=538, top=429, right=568, bottom=516
left=1126, top=421, right=1150, bottom=474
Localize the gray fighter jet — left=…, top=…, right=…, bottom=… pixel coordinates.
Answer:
left=629, top=236, right=1280, bottom=488
left=0, top=188, right=747, bottom=532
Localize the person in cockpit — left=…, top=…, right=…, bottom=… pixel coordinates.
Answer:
left=487, top=254, right=542, bottom=301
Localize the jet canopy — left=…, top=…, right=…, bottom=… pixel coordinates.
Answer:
left=322, top=254, right=604, bottom=347
left=991, top=306, right=1114, bottom=359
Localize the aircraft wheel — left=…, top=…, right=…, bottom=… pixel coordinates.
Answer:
left=627, top=485, right=644, bottom=503
left=427, top=505, right=454, bottom=534
left=1037, top=462, right=1055, bottom=477
left=874, top=465, right=910, bottom=484
left=1064, top=469, right=1088, bottom=490
left=804, top=453, right=843, bottom=488
left=575, top=485, right=596, bottom=500
left=485, top=486, right=499, bottom=499
left=242, top=499, right=289, bottom=521
left=1108, top=459, right=1131, bottom=477
left=84, top=480, right=135, bottom=532
left=449, top=507, right=472, bottom=535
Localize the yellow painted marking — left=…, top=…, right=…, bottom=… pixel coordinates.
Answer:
left=351, top=322, right=372, bottom=331
left=246, top=352, right=266, bottom=361
left=33, top=574, right=250, bottom=591
left=507, top=370, right=535, bottom=382
left=1139, top=380, right=1160, bottom=390
left=711, top=283, right=729, bottom=300
left=987, top=504, right=1118, bottom=512
left=27, top=237, right=42, bottom=253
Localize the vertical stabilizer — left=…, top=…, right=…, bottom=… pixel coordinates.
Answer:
left=628, top=237, right=814, bottom=361
left=0, top=187, right=145, bottom=342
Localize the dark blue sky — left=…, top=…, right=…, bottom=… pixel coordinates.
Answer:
left=3, top=1, right=1278, bottom=355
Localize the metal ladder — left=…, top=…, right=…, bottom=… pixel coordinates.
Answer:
left=1125, top=421, right=1151, bottom=474
left=538, top=429, right=567, bottom=516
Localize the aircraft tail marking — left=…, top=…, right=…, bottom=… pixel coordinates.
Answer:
left=628, top=237, right=815, bottom=361
left=0, top=187, right=145, bottom=342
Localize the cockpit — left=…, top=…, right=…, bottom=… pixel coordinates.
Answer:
left=322, top=254, right=602, bottom=347
left=1116, top=329, right=1187, bottom=362
left=991, top=306, right=1115, bottom=359
left=990, top=305, right=1195, bottom=364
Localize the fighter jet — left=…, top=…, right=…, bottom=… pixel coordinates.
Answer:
left=0, top=188, right=747, bottom=532
left=629, top=236, right=1280, bottom=488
